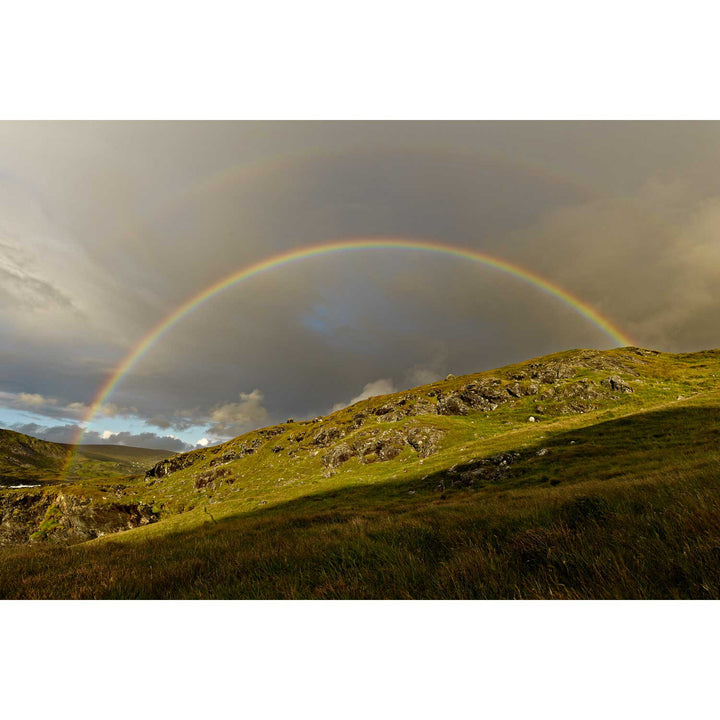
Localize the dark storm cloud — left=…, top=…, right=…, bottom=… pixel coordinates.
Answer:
left=2, top=122, right=720, bottom=442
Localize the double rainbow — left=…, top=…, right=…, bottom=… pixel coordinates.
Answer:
left=63, top=237, right=633, bottom=473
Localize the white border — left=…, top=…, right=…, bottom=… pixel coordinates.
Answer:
left=1, top=2, right=717, bottom=717
left=1, top=1, right=719, bottom=119
left=2, top=600, right=717, bottom=718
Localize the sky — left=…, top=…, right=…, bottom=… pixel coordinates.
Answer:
left=2, top=121, right=720, bottom=451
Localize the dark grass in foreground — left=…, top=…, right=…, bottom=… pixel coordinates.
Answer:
left=3, top=406, right=720, bottom=599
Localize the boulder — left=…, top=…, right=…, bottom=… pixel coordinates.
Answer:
left=352, top=412, right=367, bottom=428
left=146, top=451, right=202, bottom=479
left=311, top=426, right=344, bottom=447
left=458, top=380, right=507, bottom=409
left=356, top=429, right=406, bottom=463
left=405, top=425, right=444, bottom=458
left=407, top=400, right=438, bottom=416
left=372, top=404, right=395, bottom=416
left=323, top=443, right=356, bottom=469
left=506, top=382, right=524, bottom=398
left=436, top=394, right=469, bottom=416
left=601, top=375, right=634, bottom=394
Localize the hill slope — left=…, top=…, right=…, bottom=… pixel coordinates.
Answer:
left=2, top=346, right=720, bottom=598
left=0, top=428, right=174, bottom=486
left=0, top=429, right=69, bottom=486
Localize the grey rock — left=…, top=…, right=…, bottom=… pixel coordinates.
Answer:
left=601, top=375, right=634, bottom=394
left=436, top=394, right=469, bottom=416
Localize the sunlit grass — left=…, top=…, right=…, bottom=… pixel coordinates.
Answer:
left=3, top=347, right=720, bottom=598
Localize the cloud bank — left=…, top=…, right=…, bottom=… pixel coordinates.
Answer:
left=2, top=122, right=720, bottom=448
left=11, top=422, right=193, bottom=452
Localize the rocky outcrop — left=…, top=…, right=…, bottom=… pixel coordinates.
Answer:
left=529, top=362, right=577, bottom=384
left=355, top=429, right=407, bottom=464
left=549, top=379, right=605, bottom=413
left=351, top=412, right=367, bottom=428
left=433, top=378, right=513, bottom=416
left=146, top=452, right=202, bottom=479
left=522, top=349, right=641, bottom=382
left=407, top=399, right=438, bottom=416
left=506, top=381, right=539, bottom=398
left=195, top=466, right=234, bottom=490
left=601, top=375, right=634, bottom=394
left=323, top=429, right=406, bottom=468
left=344, top=360, right=632, bottom=423
left=457, top=380, right=507, bottom=410
left=405, top=425, right=444, bottom=458
left=0, top=490, right=158, bottom=546
left=439, top=451, right=523, bottom=489
left=323, top=443, right=357, bottom=469
left=137, top=349, right=649, bottom=490
left=0, top=490, right=52, bottom=545
left=256, top=426, right=286, bottom=441
left=323, top=424, right=446, bottom=469
left=311, top=426, right=345, bottom=447
left=436, top=394, right=469, bottom=416
left=47, top=494, right=157, bottom=543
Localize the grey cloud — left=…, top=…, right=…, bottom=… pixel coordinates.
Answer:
left=144, top=415, right=191, bottom=431
left=404, top=366, right=444, bottom=387
left=330, top=378, right=396, bottom=413
left=0, top=391, right=136, bottom=423
left=0, top=239, right=74, bottom=310
left=11, top=422, right=193, bottom=452
left=3, top=122, right=720, bottom=446
left=0, top=259, right=74, bottom=310
left=500, top=179, right=720, bottom=352
left=203, top=390, right=270, bottom=440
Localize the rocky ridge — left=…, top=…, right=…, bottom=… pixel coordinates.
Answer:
left=2, top=347, right=684, bottom=546
left=142, top=348, right=646, bottom=495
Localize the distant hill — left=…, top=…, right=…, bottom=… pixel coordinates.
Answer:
left=0, top=429, right=69, bottom=486
left=75, top=443, right=177, bottom=467
left=2, top=346, right=720, bottom=599
left=0, top=428, right=174, bottom=486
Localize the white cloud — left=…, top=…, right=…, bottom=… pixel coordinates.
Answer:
left=196, top=438, right=209, bottom=447
left=100, top=429, right=118, bottom=440
left=18, top=392, right=55, bottom=407
left=204, top=389, right=270, bottom=439
left=96, top=402, right=138, bottom=418
left=331, top=378, right=396, bottom=413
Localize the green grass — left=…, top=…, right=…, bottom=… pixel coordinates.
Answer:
left=2, top=346, right=720, bottom=598
left=29, top=504, right=63, bottom=542
left=0, top=429, right=173, bottom=486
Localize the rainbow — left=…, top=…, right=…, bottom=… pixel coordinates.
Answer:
left=62, top=237, right=633, bottom=473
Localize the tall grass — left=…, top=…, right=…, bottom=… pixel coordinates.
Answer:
left=2, top=405, right=720, bottom=599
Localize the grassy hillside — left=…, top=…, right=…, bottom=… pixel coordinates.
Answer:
left=0, top=428, right=173, bottom=486
left=2, top=346, right=720, bottom=598
left=72, top=444, right=175, bottom=478
left=0, top=429, right=68, bottom=486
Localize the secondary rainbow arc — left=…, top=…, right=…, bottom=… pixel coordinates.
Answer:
left=62, top=237, right=634, bottom=473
